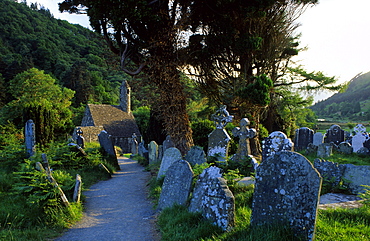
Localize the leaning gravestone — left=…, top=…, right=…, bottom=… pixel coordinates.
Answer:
left=325, top=125, right=345, bottom=145
left=312, top=132, right=324, bottom=146
left=148, top=141, right=159, bottom=164
left=185, top=146, right=207, bottom=166
left=232, top=118, right=256, bottom=161
left=98, top=130, right=119, bottom=169
left=251, top=151, right=322, bottom=241
left=158, top=160, right=193, bottom=210
left=25, top=119, right=36, bottom=157
left=294, top=127, right=314, bottom=151
left=189, top=166, right=235, bottom=231
left=157, top=147, right=182, bottom=179
left=261, top=131, right=293, bottom=161
left=208, top=105, right=233, bottom=160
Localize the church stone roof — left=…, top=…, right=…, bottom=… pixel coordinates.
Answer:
left=81, top=104, right=141, bottom=138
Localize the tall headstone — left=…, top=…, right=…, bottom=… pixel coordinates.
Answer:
left=325, top=125, right=345, bottom=145
left=157, top=147, right=182, bottom=179
left=148, top=141, right=159, bottom=164
left=208, top=105, right=233, bottom=160
left=189, top=166, right=235, bottom=231
left=25, top=119, right=36, bottom=157
left=312, top=132, right=324, bottom=146
left=75, top=127, right=85, bottom=149
left=352, top=133, right=366, bottom=153
left=158, top=160, right=193, bottom=210
left=261, top=131, right=293, bottom=161
left=251, top=152, right=322, bottom=241
left=98, top=130, right=116, bottom=156
left=138, top=140, right=149, bottom=160
left=131, top=133, right=138, bottom=154
left=232, top=118, right=256, bottom=161
left=185, top=146, right=207, bottom=166
left=294, top=127, right=314, bottom=151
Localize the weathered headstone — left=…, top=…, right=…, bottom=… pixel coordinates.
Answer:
left=148, top=141, right=159, bottom=164
left=352, top=133, right=366, bottom=153
left=189, top=166, right=235, bottom=231
left=357, top=146, right=370, bottom=156
left=98, top=130, right=116, bottom=156
left=314, top=159, right=345, bottom=190
left=325, top=125, right=345, bottom=145
left=162, top=135, right=175, bottom=152
left=25, top=119, right=36, bottom=157
left=157, top=147, right=182, bottom=179
left=337, top=142, right=353, bottom=154
left=317, top=143, right=333, bottom=158
left=138, top=140, right=149, bottom=160
left=232, top=118, right=256, bottom=161
left=294, top=127, right=314, bottom=151
left=157, top=145, right=163, bottom=162
left=158, top=160, right=193, bottom=210
left=251, top=151, right=322, bottom=241
left=261, top=131, right=293, bottom=161
left=131, top=133, right=138, bottom=155
left=208, top=105, right=233, bottom=160
left=312, top=132, right=324, bottom=146
left=185, top=146, right=207, bottom=166
left=343, top=164, right=370, bottom=194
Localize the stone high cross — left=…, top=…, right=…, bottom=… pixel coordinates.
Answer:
left=211, top=105, right=233, bottom=129
left=232, top=118, right=256, bottom=158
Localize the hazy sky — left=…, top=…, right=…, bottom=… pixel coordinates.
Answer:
left=31, top=0, right=370, bottom=102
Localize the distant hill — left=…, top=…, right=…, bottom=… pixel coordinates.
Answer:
left=311, top=71, right=370, bottom=121
left=0, top=0, right=127, bottom=108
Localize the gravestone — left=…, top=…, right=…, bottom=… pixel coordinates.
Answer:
left=185, top=146, right=207, bottom=166
left=314, top=159, right=345, bottom=190
left=76, top=127, right=85, bottom=149
left=131, top=133, right=138, bottom=154
left=157, top=145, right=163, bottom=163
left=356, top=147, right=370, bottom=156
left=158, top=160, right=193, bottom=210
left=354, top=124, right=366, bottom=135
left=352, top=133, right=366, bottom=153
left=232, top=118, right=256, bottom=161
left=261, top=131, right=293, bottom=161
left=162, top=135, right=175, bottom=152
left=317, top=143, right=333, bottom=158
left=157, top=147, right=182, bottom=179
left=189, top=166, right=235, bottom=231
left=312, top=132, right=324, bottom=146
left=343, top=164, right=370, bottom=194
left=294, top=127, right=314, bottom=151
left=25, top=119, right=36, bottom=157
left=337, top=142, right=353, bottom=154
left=98, top=130, right=116, bottom=156
left=325, top=125, right=345, bottom=145
left=251, top=151, right=322, bottom=241
left=138, top=140, right=149, bottom=160
left=148, top=141, right=159, bottom=164
left=208, top=105, right=233, bottom=160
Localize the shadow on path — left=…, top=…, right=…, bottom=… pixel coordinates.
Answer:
left=55, top=157, right=160, bottom=241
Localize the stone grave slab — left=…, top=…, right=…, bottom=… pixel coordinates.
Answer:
left=148, top=141, right=159, bottom=164
left=185, top=146, right=207, bottom=166
left=157, top=147, right=182, bottom=179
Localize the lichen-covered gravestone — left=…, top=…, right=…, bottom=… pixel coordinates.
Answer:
left=25, top=119, right=36, bottom=157
left=251, top=151, right=322, bottom=241
left=232, top=118, right=256, bottom=161
left=338, top=142, right=353, bottom=154
left=317, top=143, right=333, bottom=158
left=325, top=125, right=345, bottom=145
left=314, top=159, right=345, bottom=190
left=208, top=105, right=233, bottom=160
left=148, top=141, right=159, bottom=164
left=185, top=146, right=207, bottom=166
left=261, top=131, right=293, bottom=161
left=294, top=127, right=314, bottom=151
left=158, top=160, right=193, bottom=210
left=157, top=147, right=182, bottom=179
left=189, top=166, right=235, bottom=231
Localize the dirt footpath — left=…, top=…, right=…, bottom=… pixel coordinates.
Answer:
left=55, top=157, right=160, bottom=241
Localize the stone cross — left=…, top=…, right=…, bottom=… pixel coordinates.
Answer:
left=211, top=105, right=233, bottom=129
left=232, top=118, right=256, bottom=159
left=25, top=119, right=36, bottom=157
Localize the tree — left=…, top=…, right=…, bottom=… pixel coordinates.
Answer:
left=59, top=0, right=195, bottom=154
left=0, top=68, right=75, bottom=145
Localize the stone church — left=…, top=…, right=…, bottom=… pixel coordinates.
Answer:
left=74, top=80, right=141, bottom=153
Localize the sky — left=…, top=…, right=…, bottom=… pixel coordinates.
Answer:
left=30, top=0, right=370, bottom=102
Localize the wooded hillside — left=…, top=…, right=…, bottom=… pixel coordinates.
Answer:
left=311, top=71, right=370, bottom=121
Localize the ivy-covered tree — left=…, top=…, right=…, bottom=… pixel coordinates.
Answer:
left=0, top=68, right=75, bottom=145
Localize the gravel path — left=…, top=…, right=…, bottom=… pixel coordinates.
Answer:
left=55, top=157, right=160, bottom=241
